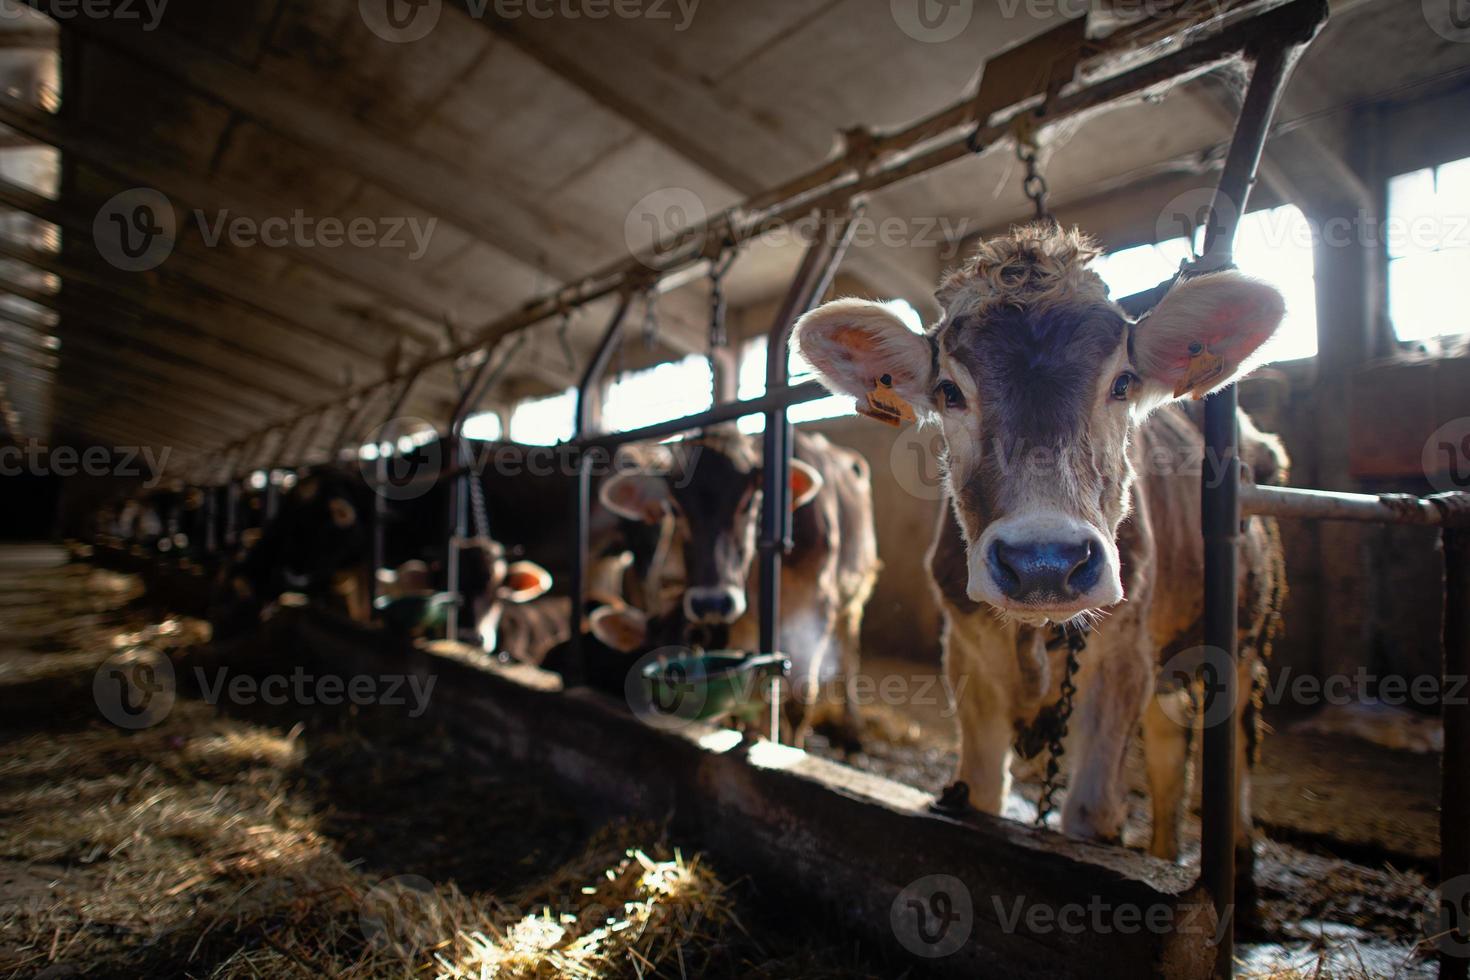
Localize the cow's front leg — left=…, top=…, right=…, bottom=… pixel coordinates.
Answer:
left=1143, top=686, right=1191, bottom=859
left=946, top=645, right=1015, bottom=814
left=1060, top=635, right=1152, bottom=843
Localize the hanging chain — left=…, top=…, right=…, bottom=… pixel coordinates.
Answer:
left=708, top=243, right=737, bottom=351
left=1028, top=621, right=1088, bottom=828
left=642, top=288, right=661, bottom=350
left=1012, top=111, right=1055, bottom=226
left=555, top=309, right=577, bottom=374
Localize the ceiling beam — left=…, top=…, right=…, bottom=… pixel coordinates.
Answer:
left=0, top=172, right=432, bottom=355
left=0, top=239, right=382, bottom=386
left=34, top=6, right=599, bottom=281
left=0, top=91, right=455, bottom=327
left=0, top=271, right=338, bottom=398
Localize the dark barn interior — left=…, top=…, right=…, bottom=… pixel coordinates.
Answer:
left=1, top=1, right=1469, bottom=977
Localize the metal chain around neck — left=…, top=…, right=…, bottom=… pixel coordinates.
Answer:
left=1032, top=621, right=1088, bottom=828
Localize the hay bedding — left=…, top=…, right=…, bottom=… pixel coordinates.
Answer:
left=0, top=561, right=892, bottom=979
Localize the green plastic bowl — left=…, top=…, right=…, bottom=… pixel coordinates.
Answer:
left=639, top=651, right=789, bottom=723
left=374, top=591, right=457, bottom=635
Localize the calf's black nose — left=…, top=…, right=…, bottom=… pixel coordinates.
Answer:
left=686, top=590, right=737, bottom=622
left=988, top=538, right=1102, bottom=602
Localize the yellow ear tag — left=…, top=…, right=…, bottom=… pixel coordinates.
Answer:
left=1174, top=343, right=1226, bottom=400
left=859, top=374, right=917, bottom=427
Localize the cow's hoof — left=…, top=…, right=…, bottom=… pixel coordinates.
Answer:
left=930, top=781, right=972, bottom=816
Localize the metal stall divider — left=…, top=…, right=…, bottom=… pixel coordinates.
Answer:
left=1189, top=29, right=1318, bottom=977
left=561, top=205, right=862, bottom=719
left=369, top=368, right=426, bottom=606
left=444, top=332, right=532, bottom=644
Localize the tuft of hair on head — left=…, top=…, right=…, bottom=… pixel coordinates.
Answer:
left=938, top=223, right=1108, bottom=313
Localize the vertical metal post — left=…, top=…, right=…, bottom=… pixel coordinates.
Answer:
left=568, top=294, right=633, bottom=683
left=1193, top=36, right=1310, bottom=978
left=203, top=486, right=218, bottom=555
left=224, top=479, right=240, bottom=550
left=758, top=205, right=864, bottom=657
left=446, top=435, right=469, bottom=641
left=368, top=369, right=427, bottom=606
left=1442, top=525, right=1470, bottom=980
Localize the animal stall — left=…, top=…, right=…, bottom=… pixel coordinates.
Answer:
left=78, top=1, right=1470, bottom=978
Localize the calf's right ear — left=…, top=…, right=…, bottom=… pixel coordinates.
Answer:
left=589, top=604, right=647, bottom=653
left=794, top=298, right=935, bottom=414
left=600, top=473, right=671, bottom=524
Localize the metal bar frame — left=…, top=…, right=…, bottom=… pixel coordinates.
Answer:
left=204, top=0, right=1328, bottom=463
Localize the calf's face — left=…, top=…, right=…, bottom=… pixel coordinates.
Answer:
left=599, top=439, right=821, bottom=627
left=796, top=226, right=1284, bottom=624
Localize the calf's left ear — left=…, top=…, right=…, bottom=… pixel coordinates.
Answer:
left=1131, top=271, right=1285, bottom=406
left=502, top=561, right=552, bottom=603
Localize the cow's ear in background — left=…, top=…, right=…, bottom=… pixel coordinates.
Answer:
left=590, top=604, right=647, bottom=653
left=502, top=561, right=552, bottom=603
left=599, top=473, right=670, bottom=524
left=1131, top=271, right=1285, bottom=408
left=790, top=459, right=823, bottom=509
left=794, top=298, right=935, bottom=413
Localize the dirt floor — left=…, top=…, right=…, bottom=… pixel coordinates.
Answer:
left=0, top=548, right=908, bottom=979
left=0, top=545, right=1448, bottom=978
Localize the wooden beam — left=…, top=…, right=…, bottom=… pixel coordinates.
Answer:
left=0, top=271, right=333, bottom=399
left=0, top=172, right=434, bottom=356
left=0, top=91, right=454, bottom=326
left=37, top=8, right=592, bottom=280
left=0, top=239, right=381, bottom=386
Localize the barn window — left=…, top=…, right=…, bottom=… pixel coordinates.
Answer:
left=1091, top=203, right=1319, bottom=363
left=508, top=389, right=576, bottom=446
left=461, top=412, right=503, bottom=441
left=1386, top=156, right=1470, bottom=343
left=736, top=299, right=923, bottom=433
left=604, top=355, right=713, bottom=432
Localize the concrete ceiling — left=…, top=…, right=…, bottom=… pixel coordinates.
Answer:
left=0, top=0, right=1464, bottom=473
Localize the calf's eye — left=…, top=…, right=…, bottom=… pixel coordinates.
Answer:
left=1110, top=373, right=1136, bottom=401
left=936, top=379, right=965, bottom=410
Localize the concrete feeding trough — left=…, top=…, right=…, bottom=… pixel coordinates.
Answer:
left=269, top=604, right=1223, bottom=979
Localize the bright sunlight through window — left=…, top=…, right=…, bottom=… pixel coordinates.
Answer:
left=1090, top=203, right=1319, bottom=362
left=1386, top=157, right=1470, bottom=343
left=499, top=300, right=924, bottom=444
